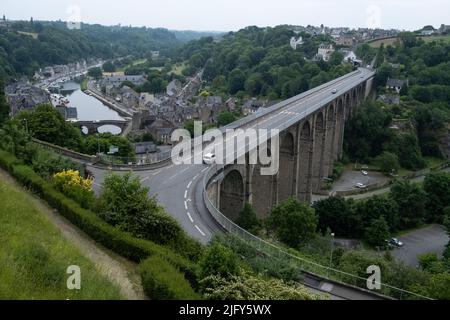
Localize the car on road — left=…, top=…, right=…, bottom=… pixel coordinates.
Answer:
left=203, top=153, right=216, bottom=165
left=355, top=183, right=367, bottom=189
left=361, top=170, right=368, bottom=176
left=331, top=89, right=338, bottom=94
left=388, top=238, right=404, bottom=247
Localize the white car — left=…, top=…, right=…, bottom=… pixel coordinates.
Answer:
left=389, top=238, right=404, bottom=247
left=203, top=153, right=216, bottom=165
left=361, top=170, right=369, bottom=176
left=331, top=89, right=338, bottom=94
left=355, top=183, right=367, bottom=189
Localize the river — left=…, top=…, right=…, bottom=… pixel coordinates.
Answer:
left=60, top=81, right=123, bottom=135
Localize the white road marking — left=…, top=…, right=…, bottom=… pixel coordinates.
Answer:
left=184, top=190, right=188, bottom=199
left=187, top=212, right=194, bottom=223
left=184, top=201, right=188, bottom=210
left=195, top=225, right=206, bottom=237
left=140, top=176, right=150, bottom=183
left=151, top=170, right=161, bottom=176
left=202, top=168, right=209, bottom=173
left=193, top=174, right=199, bottom=180
left=187, top=181, right=192, bottom=189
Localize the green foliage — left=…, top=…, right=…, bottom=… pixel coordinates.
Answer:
left=0, top=176, right=122, bottom=299
left=198, top=242, right=240, bottom=280
left=268, top=198, right=318, bottom=248
left=0, top=81, right=10, bottom=124
left=384, top=132, right=426, bottom=170
left=356, top=195, right=400, bottom=232
left=344, top=101, right=393, bottom=162
left=390, top=180, right=427, bottom=229
left=314, top=197, right=362, bottom=238
left=217, top=111, right=238, bottom=127
left=200, top=271, right=323, bottom=300
left=15, top=104, right=83, bottom=151
left=102, top=61, right=116, bottom=73
left=236, top=203, right=260, bottom=234
left=0, top=151, right=198, bottom=286
left=364, top=216, right=391, bottom=247
left=139, top=256, right=200, bottom=300
left=0, top=20, right=179, bottom=81
left=177, top=26, right=350, bottom=99
left=375, top=151, right=400, bottom=174
left=87, top=67, right=103, bottom=79
left=84, top=133, right=135, bottom=158
left=97, top=173, right=183, bottom=245
left=423, top=172, right=450, bottom=222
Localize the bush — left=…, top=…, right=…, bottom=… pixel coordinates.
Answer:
left=53, top=170, right=95, bottom=209
left=139, top=256, right=200, bottom=300
left=96, top=173, right=202, bottom=261
left=198, top=242, right=240, bottom=280
left=0, top=150, right=199, bottom=288
left=268, top=198, right=318, bottom=248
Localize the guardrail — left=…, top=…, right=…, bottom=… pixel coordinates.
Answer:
left=202, top=164, right=433, bottom=300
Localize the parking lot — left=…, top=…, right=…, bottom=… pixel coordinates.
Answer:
left=331, top=170, right=389, bottom=193
left=391, top=224, right=449, bottom=267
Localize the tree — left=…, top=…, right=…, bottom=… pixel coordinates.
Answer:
left=198, top=242, right=240, bottom=280
left=217, top=111, right=237, bottom=127
left=0, top=81, right=10, bottom=124
left=15, top=104, right=83, bottom=150
left=385, top=133, right=425, bottom=170
left=390, top=180, right=427, bottom=229
left=268, top=198, right=318, bottom=248
left=87, top=67, right=103, bottom=79
left=364, top=216, right=390, bottom=247
left=313, top=196, right=362, bottom=238
left=236, top=203, right=260, bottom=234
left=228, top=68, right=246, bottom=94
left=356, top=195, right=400, bottom=232
left=423, top=172, right=450, bottom=222
left=97, top=173, right=182, bottom=244
left=376, top=151, right=400, bottom=175
left=102, top=61, right=116, bottom=73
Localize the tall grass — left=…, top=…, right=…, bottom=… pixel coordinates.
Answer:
left=0, top=176, right=123, bottom=300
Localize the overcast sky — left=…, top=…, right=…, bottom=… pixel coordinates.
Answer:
left=2, top=0, right=449, bottom=31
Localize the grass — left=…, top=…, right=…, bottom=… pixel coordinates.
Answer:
left=170, top=62, right=187, bottom=76
left=0, top=175, right=123, bottom=300
left=80, top=78, right=88, bottom=91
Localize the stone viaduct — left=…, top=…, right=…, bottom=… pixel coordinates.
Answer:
left=207, top=76, right=374, bottom=220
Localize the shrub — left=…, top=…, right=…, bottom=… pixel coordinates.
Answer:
left=139, top=256, right=200, bottom=300
left=53, top=170, right=94, bottom=209
left=198, top=242, right=240, bottom=280
left=200, top=271, right=323, bottom=300
left=236, top=203, right=260, bottom=234
left=97, top=173, right=202, bottom=261
left=0, top=151, right=199, bottom=288
left=268, top=198, right=318, bottom=248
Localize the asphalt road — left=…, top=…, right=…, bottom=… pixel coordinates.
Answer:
left=392, top=224, right=449, bottom=267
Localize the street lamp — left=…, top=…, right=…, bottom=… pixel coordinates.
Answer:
left=328, top=232, right=335, bottom=278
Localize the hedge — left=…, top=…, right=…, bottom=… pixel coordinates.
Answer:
left=140, top=256, right=201, bottom=300
left=0, top=150, right=199, bottom=288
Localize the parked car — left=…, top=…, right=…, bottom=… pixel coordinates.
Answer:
left=361, top=170, right=369, bottom=176
left=388, top=238, right=404, bottom=247
left=355, top=183, right=367, bottom=189
left=203, top=152, right=216, bottom=165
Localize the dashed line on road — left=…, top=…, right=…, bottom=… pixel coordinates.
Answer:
left=184, top=190, right=188, bottom=199
left=195, top=225, right=206, bottom=237
left=187, top=212, right=194, bottom=223
left=187, top=181, right=193, bottom=189
left=184, top=201, right=188, bottom=210
left=201, top=168, right=209, bottom=173
left=140, top=176, right=150, bottom=183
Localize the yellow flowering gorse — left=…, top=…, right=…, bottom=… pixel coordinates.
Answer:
left=53, top=170, right=93, bottom=191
